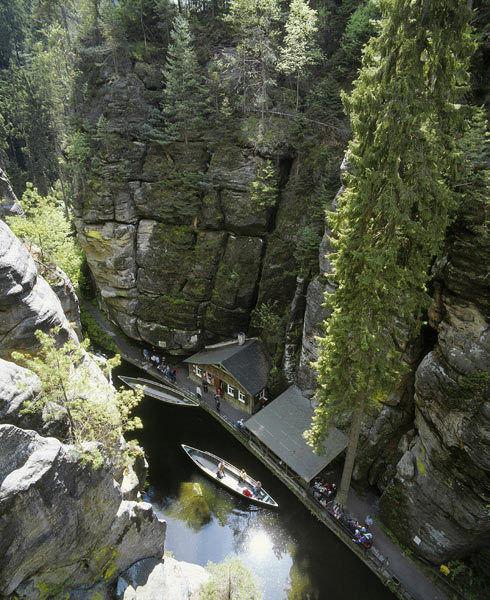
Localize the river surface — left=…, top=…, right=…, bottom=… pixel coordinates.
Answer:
left=119, top=363, right=393, bottom=600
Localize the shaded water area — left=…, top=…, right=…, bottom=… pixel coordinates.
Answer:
left=119, top=363, right=393, bottom=600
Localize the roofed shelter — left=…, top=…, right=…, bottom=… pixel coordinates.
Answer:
left=184, top=335, right=269, bottom=414
left=244, top=385, right=348, bottom=486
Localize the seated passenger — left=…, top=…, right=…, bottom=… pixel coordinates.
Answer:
left=253, top=481, right=262, bottom=496
left=242, top=488, right=252, bottom=497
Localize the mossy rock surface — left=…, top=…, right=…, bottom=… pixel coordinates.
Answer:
left=203, top=303, right=250, bottom=337
left=137, top=294, right=200, bottom=329
left=210, top=235, right=263, bottom=310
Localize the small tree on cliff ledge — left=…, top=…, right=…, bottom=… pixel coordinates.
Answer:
left=305, top=0, right=476, bottom=507
left=161, top=15, right=208, bottom=145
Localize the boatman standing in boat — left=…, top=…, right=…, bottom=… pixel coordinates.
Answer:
left=217, top=462, right=225, bottom=479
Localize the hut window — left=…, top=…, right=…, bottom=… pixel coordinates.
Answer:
left=238, top=390, right=246, bottom=403
left=259, top=389, right=266, bottom=400
left=227, top=384, right=235, bottom=397
left=194, top=365, right=203, bottom=378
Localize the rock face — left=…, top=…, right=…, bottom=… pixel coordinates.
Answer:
left=117, top=556, right=209, bottom=600
left=73, top=45, right=320, bottom=355
left=0, top=222, right=168, bottom=597
left=0, top=165, right=23, bottom=218
left=0, top=425, right=166, bottom=597
left=0, top=220, right=76, bottom=357
left=380, top=196, right=490, bottom=563
left=297, top=157, right=347, bottom=389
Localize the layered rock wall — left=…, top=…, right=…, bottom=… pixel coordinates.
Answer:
left=380, top=198, right=490, bottom=562
left=0, top=220, right=167, bottom=597
left=74, top=46, right=318, bottom=354
left=297, top=154, right=489, bottom=563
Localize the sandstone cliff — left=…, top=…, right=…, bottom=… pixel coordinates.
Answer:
left=73, top=44, right=325, bottom=357
left=0, top=220, right=168, bottom=597
left=297, top=158, right=490, bottom=563
left=379, top=195, right=490, bottom=562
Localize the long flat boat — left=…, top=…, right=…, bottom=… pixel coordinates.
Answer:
left=181, top=444, right=278, bottom=508
left=119, top=376, right=199, bottom=407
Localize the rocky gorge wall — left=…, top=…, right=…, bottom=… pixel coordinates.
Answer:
left=297, top=156, right=490, bottom=563
left=379, top=195, right=490, bottom=563
left=0, top=215, right=211, bottom=597
left=73, top=44, right=321, bottom=357
left=70, top=14, right=489, bottom=568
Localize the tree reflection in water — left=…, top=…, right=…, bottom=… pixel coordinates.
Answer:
left=229, top=509, right=290, bottom=560
left=285, top=548, right=319, bottom=600
left=166, top=480, right=235, bottom=531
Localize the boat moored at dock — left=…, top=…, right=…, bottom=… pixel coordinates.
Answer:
left=181, top=444, right=278, bottom=508
left=119, top=376, right=199, bottom=407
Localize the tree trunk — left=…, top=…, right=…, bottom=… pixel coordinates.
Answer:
left=335, top=390, right=367, bottom=507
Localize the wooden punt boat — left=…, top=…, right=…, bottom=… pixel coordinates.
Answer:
left=181, top=444, right=278, bottom=508
left=118, top=376, right=199, bottom=407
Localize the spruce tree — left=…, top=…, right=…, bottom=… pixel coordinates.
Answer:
left=279, top=0, right=319, bottom=109
left=305, top=0, right=476, bottom=506
left=161, top=15, right=208, bottom=145
left=224, top=0, right=281, bottom=122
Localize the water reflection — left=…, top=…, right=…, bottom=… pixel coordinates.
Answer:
left=285, top=549, right=319, bottom=599
left=148, top=477, right=300, bottom=598
left=120, top=363, right=394, bottom=600
left=166, top=480, right=235, bottom=530
left=246, top=529, right=273, bottom=557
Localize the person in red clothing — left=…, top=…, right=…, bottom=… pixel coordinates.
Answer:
left=242, top=488, right=252, bottom=497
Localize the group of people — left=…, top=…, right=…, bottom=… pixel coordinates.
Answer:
left=216, top=465, right=262, bottom=498
left=142, top=348, right=177, bottom=382
left=328, top=503, right=374, bottom=550
left=311, top=478, right=337, bottom=507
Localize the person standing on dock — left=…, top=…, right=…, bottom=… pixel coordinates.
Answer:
left=215, top=394, right=221, bottom=412
left=196, top=385, right=202, bottom=400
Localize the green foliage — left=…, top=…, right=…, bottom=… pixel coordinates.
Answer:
left=13, top=328, right=142, bottom=465
left=335, top=1, right=379, bottom=75
left=0, top=2, right=76, bottom=194
left=445, top=559, right=490, bottom=600
left=79, top=304, right=119, bottom=354
left=251, top=300, right=282, bottom=335
left=6, top=184, right=84, bottom=289
left=160, top=15, right=209, bottom=144
left=223, top=0, right=281, bottom=121
left=199, top=557, right=262, bottom=600
left=295, top=225, right=321, bottom=276
left=453, top=106, right=489, bottom=218
left=0, top=0, right=28, bottom=70
left=279, top=0, right=320, bottom=107
left=250, top=160, right=278, bottom=209
left=307, top=0, right=476, bottom=454
left=251, top=301, right=287, bottom=395
left=279, top=0, right=318, bottom=77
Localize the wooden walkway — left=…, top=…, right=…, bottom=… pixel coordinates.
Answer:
left=83, top=300, right=460, bottom=600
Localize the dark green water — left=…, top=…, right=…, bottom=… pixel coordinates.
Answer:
left=119, top=363, right=393, bottom=600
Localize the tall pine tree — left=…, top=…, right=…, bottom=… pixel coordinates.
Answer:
left=224, top=0, right=281, bottom=123
left=161, top=15, right=208, bottom=145
left=279, top=0, right=319, bottom=109
left=306, top=0, right=476, bottom=506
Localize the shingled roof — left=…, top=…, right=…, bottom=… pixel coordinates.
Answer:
left=183, top=338, right=268, bottom=396
left=244, top=385, right=348, bottom=483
